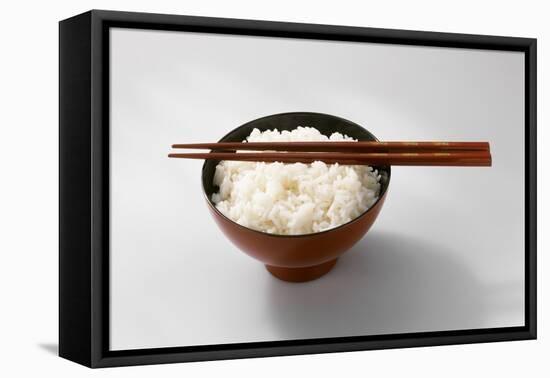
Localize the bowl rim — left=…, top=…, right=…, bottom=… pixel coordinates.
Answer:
left=201, top=111, right=391, bottom=238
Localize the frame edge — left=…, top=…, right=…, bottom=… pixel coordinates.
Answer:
left=59, top=11, right=94, bottom=368
left=526, top=38, right=537, bottom=339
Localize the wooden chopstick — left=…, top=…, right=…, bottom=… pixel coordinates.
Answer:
left=168, top=151, right=492, bottom=167
left=171, top=141, right=490, bottom=153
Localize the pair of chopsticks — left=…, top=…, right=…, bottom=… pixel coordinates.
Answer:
left=168, top=141, right=492, bottom=166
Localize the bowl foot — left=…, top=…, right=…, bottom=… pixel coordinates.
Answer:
left=265, top=258, right=338, bottom=282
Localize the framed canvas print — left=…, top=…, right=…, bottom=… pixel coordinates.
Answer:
left=59, top=10, right=537, bottom=368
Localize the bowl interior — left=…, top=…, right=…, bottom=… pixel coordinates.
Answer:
left=201, top=112, right=391, bottom=235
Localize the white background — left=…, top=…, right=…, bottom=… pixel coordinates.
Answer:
left=109, top=28, right=525, bottom=350
left=0, top=0, right=547, bottom=376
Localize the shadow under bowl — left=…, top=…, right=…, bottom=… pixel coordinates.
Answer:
left=202, top=112, right=391, bottom=282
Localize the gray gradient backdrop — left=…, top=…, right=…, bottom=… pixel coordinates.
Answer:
left=109, top=28, right=525, bottom=350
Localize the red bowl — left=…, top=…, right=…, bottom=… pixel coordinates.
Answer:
left=201, top=112, right=391, bottom=282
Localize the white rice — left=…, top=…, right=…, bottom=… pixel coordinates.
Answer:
left=212, top=127, right=381, bottom=235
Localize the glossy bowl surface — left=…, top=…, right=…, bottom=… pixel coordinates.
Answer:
left=202, top=112, right=390, bottom=282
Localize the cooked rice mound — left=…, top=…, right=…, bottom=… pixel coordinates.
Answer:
left=212, top=127, right=381, bottom=235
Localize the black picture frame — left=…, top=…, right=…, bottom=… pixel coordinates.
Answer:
left=59, top=9, right=537, bottom=368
